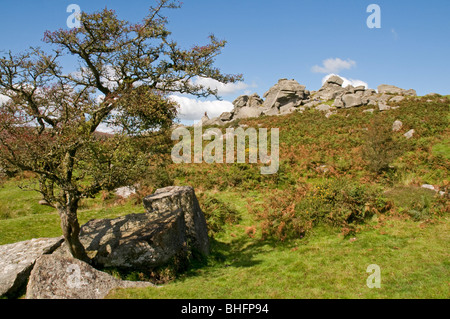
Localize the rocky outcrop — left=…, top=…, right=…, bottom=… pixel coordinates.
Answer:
left=205, top=79, right=311, bottom=125
left=54, top=210, right=188, bottom=270
left=26, top=255, right=153, bottom=299
left=315, top=75, right=347, bottom=101
left=190, top=76, right=419, bottom=127
left=261, top=79, right=309, bottom=116
left=322, top=79, right=417, bottom=110
left=232, top=93, right=264, bottom=120
left=0, top=237, right=63, bottom=298
left=340, top=93, right=364, bottom=108
left=54, top=186, right=209, bottom=271
left=378, top=84, right=417, bottom=96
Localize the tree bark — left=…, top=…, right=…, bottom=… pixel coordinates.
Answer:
left=58, top=199, right=90, bottom=263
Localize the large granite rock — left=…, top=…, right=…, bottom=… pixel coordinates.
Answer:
left=26, top=255, right=153, bottom=299
left=143, top=186, right=210, bottom=257
left=0, top=237, right=63, bottom=298
left=341, top=93, right=363, bottom=108
left=194, top=114, right=211, bottom=127
left=232, top=93, right=264, bottom=119
left=233, top=106, right=264, bottom=120
left=54, top=186, right=209, bottom=271
left=262, top=79, right=309, bottom=115
left=314, top=76, right=347, bottom=101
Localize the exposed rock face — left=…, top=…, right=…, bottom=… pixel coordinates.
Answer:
left=314, top=76, right=346, bottom=101
left=54, top=210, right=187, bottom=270
left=209, top=79, right=311, bottom=124
left=189, top=76, right=418, bottom=126
left=0, top=237, right=63, bottom=298
left=26, top=255, right=153, bottom=299
left=54, top=186, right=209, bottom=271
left=245, top=93, right=265, bottom=108
left=143, top=186, right=210, bottom=257
left=341, top=93, right=363, bottom=108
left=219, top=111, right=233, bottom=122
left=378, top=84, right=417, bottom=96
left=232, top=93, right=264, bottom=120
left=261, top=79, right=309, bottom=115
left=234, top=106, right=264, bottom=120
left=326, top=75, right=345, bottom=86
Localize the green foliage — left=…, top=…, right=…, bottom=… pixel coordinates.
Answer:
left=384, top=186, right=449, bottom=221
left=252, top=179, right=389, bottom=241
left=198, top=193, right=241, bottom=237
left=0, top=1, right=243, bottom=260
left=362, top=115, right=406, bottom=174
left=297, top=179, right=388, bottom=227
left=432, top=139, right=450, bottom=160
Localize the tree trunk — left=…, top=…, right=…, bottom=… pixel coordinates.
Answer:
left=58, top=199, right=90, bottom=263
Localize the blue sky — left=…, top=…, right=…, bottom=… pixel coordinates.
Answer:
left=0, top=0, right=449, bottom=124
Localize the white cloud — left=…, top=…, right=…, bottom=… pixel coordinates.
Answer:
left=312, top=58, right=357, bottom=74
left=169, top=95, right=233, bottom=122
left=322, top=74, right=369, bottom=89
left=0, top=94, right=11, bottom=105
left=192, top=77, right=250, bottom=96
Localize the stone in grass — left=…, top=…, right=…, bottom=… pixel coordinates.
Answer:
left=392, top=120, right=403, bottom=132
left=0, top=237, right=63, bottom=298
left=26, top=254, right=153, bottom=299
left=404, top=129, right=415, bottom=139
left=53, top=186, right=210, bottom=271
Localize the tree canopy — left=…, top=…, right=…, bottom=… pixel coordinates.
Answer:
left=0, top=0, right=242, bottom=261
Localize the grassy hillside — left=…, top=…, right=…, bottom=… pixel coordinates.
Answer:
left=1, top=95, right=448, bottom=298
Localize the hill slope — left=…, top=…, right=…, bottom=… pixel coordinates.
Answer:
left=1, top=95, right=448, bottom=298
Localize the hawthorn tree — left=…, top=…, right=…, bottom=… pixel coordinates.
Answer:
left=0, top=0, right=242, bottom=262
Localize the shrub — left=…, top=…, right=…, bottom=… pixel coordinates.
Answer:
left=252, top=186, right=312, bottom=241
left=362, top=115, right=406, bottom=174
left=406, top=193, right=449, bottom=221
left=198, top=193, right=241, bottom=237
left=251, top=179, right=390, bottom=241
left=296, top=180, right=389, bottom=230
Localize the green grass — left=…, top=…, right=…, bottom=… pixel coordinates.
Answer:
left=384, top=186, right=437, bottom=209
left=106, top=190, right=449, bottom=299
left=0, top=179, right=145, bottom=245
left=108, top=211, right=449, bottom=299
left=0, top=179, right=54, bottom=220
left=1, top=183, right=448, bottom=298
left=432, top=139, right=450, bottom=160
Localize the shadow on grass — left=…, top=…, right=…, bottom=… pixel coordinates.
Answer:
left=184, top=234, right=300, bottom=280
